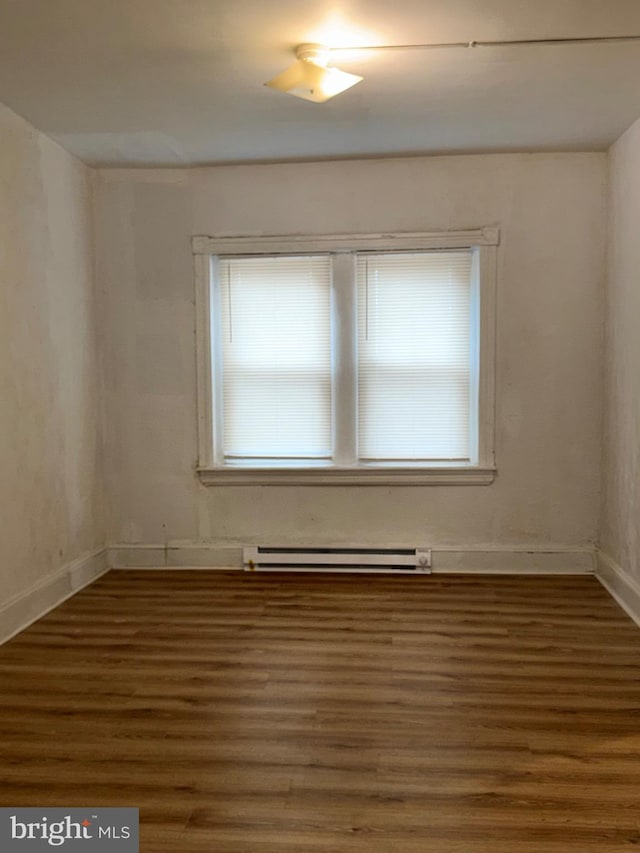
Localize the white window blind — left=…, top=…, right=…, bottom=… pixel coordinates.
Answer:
left=357, top=251, right=473, bottom=461
left=219, top=255, right=332, bottom=461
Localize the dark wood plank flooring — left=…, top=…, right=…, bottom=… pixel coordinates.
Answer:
left=1, top=571, right=639, bottom=851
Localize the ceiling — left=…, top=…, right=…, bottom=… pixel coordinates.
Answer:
left=2, top=0, right=640, bottom=167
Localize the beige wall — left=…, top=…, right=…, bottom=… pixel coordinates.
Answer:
left=0, top=104, right=106, bottom=612
left=601, top=118, right=640, bottom=585
left=95, top=153, right=606, bottom=558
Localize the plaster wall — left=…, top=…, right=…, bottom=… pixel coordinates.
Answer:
left=601, top=118, right=640, bottom=585
left=94, top=153, right=605, bottom=556
left=0, top=103, right=106, bottom=610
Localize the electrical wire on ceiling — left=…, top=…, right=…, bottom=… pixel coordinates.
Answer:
left=265, top=34, right=640, bottom=103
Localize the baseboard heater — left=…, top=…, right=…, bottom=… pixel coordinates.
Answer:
left=243, top=546, right=431, bottom=574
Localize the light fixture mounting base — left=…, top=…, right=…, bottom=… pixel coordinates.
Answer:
left=295, top=43, right=330, bottom=66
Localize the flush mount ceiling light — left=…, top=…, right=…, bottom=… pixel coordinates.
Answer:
left=266, top=33, right=640, bottom=103
left=265, top=43, right=363, bottom=103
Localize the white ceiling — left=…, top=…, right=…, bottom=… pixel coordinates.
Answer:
left=2, top=0, right=640, bottom=166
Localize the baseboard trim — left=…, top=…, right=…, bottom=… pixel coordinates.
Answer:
left=108, top=544, right=243, bottom=569
left=109, top=544, right=594, bottom=574
left=595, top=550, right=640, bottom=628
left=0, top=548, right=109, bottom=645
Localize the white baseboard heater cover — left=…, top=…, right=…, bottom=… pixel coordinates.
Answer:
left=243, top=546, right=432, bottom=574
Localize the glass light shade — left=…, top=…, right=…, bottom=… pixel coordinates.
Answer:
left=265, top=59, right=363, bottom=103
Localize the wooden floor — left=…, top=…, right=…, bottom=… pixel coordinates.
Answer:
left=1, top=571, right=640, bottom=852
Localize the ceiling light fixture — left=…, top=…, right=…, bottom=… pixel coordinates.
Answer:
left=265, top=43, right=363, bottom=103
left=266, top=34, right=640, bottom=103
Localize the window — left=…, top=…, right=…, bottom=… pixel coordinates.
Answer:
left=219, top=255, right=332, bottom=464
left=193, top=229, right=497, bottom=485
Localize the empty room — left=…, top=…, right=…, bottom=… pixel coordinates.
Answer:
left=1, top=1, right=639, bottom=850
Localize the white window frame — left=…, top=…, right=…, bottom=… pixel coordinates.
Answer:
left=193, top=228, right=498, bottom=486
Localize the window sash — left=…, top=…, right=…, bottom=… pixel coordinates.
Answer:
left=217, top=255, right=332, bottom=461
left=356, top=250, right=473, bottom=462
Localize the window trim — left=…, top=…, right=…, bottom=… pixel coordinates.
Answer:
left=193, top=228, right=498, bottom=486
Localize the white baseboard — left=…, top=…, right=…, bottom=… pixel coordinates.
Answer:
left=0, top=548, right=109, bottom=645
left=595, top=550, right=640, bottom=628
left=108, top=544, right=243, bottom=569
left=431, top=548, right=594, bottom=574
left=109, top=543, right=594, bottom=574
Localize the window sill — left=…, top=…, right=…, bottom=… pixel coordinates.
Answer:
left=197, top=465, right=496, bottom=486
